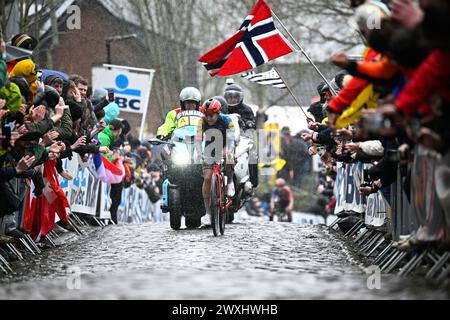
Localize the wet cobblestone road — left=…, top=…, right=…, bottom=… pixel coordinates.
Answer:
left=0, top=215, right=449, bottom=300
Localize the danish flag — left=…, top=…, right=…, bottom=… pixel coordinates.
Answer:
left=199, top=0, right=294, bottom=77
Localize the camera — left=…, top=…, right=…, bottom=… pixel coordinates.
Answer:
left=2, top=122, right=15, bottom=150
left=360, top=169, right=372, bottom=188
left=108, top=89, right=115, bottom=102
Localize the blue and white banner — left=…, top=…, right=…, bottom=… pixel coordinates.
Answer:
left=92, top=64, right=155, bottom=140
left=334, top=162, right=367, bottom=214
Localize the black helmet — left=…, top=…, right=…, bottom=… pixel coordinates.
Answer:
left=224, top=84, right=244, bottom=107
left=212, top=96, right=228, bottom=114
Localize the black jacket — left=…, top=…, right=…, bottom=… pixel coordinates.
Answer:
left=228, top=102, right=256, bottom=130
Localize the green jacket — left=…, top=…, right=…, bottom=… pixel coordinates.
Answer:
left=156, top=108, right=181, bottom=137
left=98, top=126, right=116, bottom=161
left=0, top=83, right=22, bottom=113
left=53, top=109, right=73, bottom=141
left=98, top=125, right=116, bottom=148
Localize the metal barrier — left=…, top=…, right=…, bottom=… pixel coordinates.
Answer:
left=330, top=150, right=450, bottom=282
left=0, top=155, right=161, bottom=273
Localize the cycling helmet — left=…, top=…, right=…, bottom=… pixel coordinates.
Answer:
left=179, top=87, right=201, bottom=110
left=200, top=98, right=222, bottom=114
left=212, top=95, right=229, bottom=114
left=224, top=84, right=244, bottom=107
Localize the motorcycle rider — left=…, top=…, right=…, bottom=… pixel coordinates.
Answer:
left=224, top=84, right=258, bottom=188
left=269, top=178, right=294, bottom=222
left=157, top=87, right=202, bottom=140
left=196, top=98, right=236, bottom=217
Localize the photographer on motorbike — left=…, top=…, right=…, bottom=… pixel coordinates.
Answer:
left=156, top=87, right=202, bottom=140
left=269, top=178, right=294, bottom=222
left=224, top=84, right=258, bottom=188
left=196, top=98, right=236, bottom=217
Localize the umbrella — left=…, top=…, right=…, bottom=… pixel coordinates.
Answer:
left=5, top=44, right=32, bottom=63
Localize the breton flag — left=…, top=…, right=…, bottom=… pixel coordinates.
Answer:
left=199, top=0, right=294, bottom=77
left=241, top=68, right=286, bottom=89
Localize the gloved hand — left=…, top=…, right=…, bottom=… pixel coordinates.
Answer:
left=245, top=121, right=256, bottom=129
left=157, top=135, right=169, bottom=141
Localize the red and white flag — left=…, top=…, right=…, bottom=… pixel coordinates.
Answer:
left=199, top=0, right=294, bottom=77
left=23, top=160, right=70, bottom=241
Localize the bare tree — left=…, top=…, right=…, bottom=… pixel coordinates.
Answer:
left=130, top=0, right=200, bottom=120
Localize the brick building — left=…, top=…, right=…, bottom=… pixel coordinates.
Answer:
left=34, top=0, right=199, bottom=137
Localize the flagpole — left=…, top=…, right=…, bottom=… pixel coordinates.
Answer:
left=273, top=67, right=314, bottom=122
left=271, top=11, right=338, bottom=97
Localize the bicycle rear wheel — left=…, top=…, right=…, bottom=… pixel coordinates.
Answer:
left=210, top=174, right=220, bottom=237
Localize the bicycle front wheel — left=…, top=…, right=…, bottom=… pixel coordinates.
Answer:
left=210, top=174, right=221, bottom=237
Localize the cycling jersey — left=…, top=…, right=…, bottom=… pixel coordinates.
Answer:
left=196, top=114, right=236, bottom=153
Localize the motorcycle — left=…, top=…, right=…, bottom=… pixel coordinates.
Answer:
left=227, top=114, right=255, bottom=223
left=149, top=110, right=205, bottom=230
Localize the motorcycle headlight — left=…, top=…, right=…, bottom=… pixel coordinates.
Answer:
left=173, top=152, right=191, bottom=166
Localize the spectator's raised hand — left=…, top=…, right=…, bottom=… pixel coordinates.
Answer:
left=40, top=130, right=59, bottom=147
left=49, top=141, right=66, bottom=154
left=10, top=130, right=24, bottom=147
left=308, top=121, right=319, bottom=131
left=19, top=104, right=27, bottom=116
left=301, top=132, right=313, bottom=142
left=344, top=142, right=361, bottom=154
left=15, top=155, right=36, bottom=174
left=392, top=0, right=424, bottom=30
left=31, top=105, right=47, bottom=122
left=308, top=146, right=317, bottom=156
left=417, top=127, right=443, bottom=151
left=17, top=124, right=29, bottom=136
left=0, top=99, right=6, bottom=110
left=331, top=51, right=350, bottom=69
left=99, top=146, right=111, bottom=154
left=71, top=136, right=87, bottom=150
left=70, top=87, right=82, bottom=103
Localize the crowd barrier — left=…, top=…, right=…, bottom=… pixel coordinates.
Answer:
left=0, top=155, right=161, bottom=273
left=59, top=154, right=160, bottom=224
left=329, top=148, right=450, bottom=282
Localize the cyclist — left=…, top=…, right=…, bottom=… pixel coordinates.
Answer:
left=156, top=87, right=202, bottom=140
left=196, top=98, right=236, bottom=217
left=269, top=178, right=294, bottom=222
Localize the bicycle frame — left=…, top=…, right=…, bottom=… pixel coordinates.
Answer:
left=210, top=163, right=232, bottom=214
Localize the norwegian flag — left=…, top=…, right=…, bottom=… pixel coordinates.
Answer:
left=199, top=0, right=294, bottom=77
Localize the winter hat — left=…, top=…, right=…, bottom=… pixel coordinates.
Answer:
left=33, top=85, right=60, bottom=110
left=93, top=88, right=108, bottom=102
left=0, top=82, right=22, bottom=112
left=10, top=59, right=38, bottom=100
left=104, top=102, right=120, bottom=124
left=10, top=59, right=37, bottom=84
left=11, top=33, right=38, bottom=51
left=308, top=101, right=325, bottom=123
left=147, top=163, right=161, bottom=173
